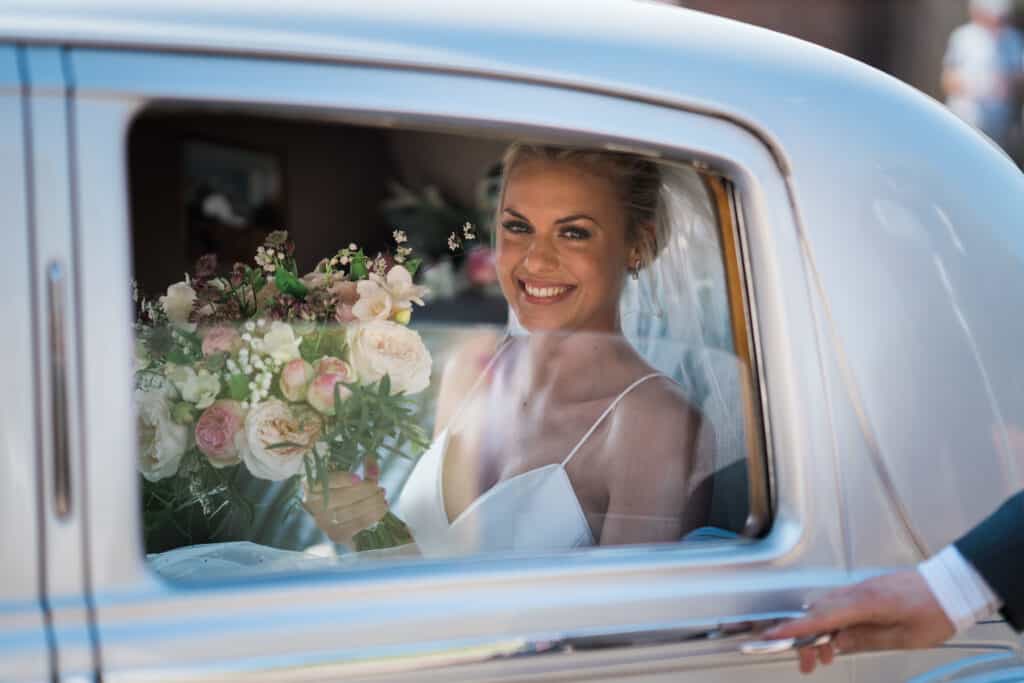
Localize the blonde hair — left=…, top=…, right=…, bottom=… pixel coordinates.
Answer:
left=499, top=144, right=664, bottom=259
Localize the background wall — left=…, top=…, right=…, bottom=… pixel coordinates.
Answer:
left=674, top=1, right=976, bottom=100
left=129, top=114, right=507, bottom=297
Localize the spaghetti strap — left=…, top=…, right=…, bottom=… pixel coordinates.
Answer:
left=561, top=372, right=664, bottom=467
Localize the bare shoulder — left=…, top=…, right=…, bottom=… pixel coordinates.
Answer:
left=433, top=328, right=504, bottom=436
left=608, top=375, right=703, bottom=466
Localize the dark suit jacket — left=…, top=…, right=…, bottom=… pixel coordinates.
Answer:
left=954, top=490, right=1024, bottom=632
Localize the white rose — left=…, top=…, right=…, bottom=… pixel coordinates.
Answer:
left=136, top=387, right=189, bottom=482
left=242, top=399, right=321, bottom=481
left=347, top=320, right=432, bottom=395
left=351, top=279, right=393, bottom=322
left=159, top=281, right=197, bottom=331
left=255, top=321, right=303, bottom=364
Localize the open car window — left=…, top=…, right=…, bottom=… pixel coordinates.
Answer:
left=128, top=111, right=767, bottom=581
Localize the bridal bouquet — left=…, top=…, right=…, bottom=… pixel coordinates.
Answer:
left=134, top=229, right=455, bottom=551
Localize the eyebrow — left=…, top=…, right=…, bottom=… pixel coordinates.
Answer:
left=503, top=208, right=601, bottom=226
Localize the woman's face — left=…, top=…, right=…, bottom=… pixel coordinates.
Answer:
left=497, top=159, right=635, bottom=333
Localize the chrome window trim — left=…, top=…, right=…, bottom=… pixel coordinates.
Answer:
left=70, top=48, right=843, bottom=679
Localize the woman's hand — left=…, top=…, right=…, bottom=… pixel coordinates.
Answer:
left=302, top=456, right=389, bottom=546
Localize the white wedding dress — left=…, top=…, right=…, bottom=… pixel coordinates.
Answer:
left=394, top=372, right=664, bottom=557
left=149, top=372, right=664, bottom=578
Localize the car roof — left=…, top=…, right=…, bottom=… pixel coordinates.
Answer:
left=0, top=0, right=918, bottom=161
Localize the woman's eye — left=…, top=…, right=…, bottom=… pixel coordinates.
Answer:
left=561, top=226, right=591, bottom=240
left=501, top=220, right=531, bottom=234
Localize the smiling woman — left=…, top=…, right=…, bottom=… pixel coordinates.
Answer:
left=326, top=144, right=730, bottom=555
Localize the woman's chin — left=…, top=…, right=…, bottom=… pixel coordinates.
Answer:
left=517, top=317, right=568, bottom=334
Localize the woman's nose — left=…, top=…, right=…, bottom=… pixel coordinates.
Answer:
left=523, top=235, right=559, bottom=272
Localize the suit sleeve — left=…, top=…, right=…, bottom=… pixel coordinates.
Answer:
left=954, top=490, right=1024, bottom=631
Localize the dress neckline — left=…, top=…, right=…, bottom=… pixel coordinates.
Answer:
left=435, top=371, right=664, bottom=528
left=436, top=428, right=568, bottom=526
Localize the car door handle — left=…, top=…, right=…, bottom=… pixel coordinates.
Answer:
left=739, top=632, right=833, bottom=656
left=47, top=260, right=72, bottom=518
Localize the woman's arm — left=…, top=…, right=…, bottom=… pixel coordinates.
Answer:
left=599, top=383, right=713, bottom=546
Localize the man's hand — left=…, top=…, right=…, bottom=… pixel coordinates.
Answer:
left=763, top=569, right=955, bottom=674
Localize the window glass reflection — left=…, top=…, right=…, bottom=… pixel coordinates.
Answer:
left=130, top=125, right=756, bottom=580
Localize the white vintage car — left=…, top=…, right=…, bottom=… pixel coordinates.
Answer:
left=1, top=1, right=1023, bottom=682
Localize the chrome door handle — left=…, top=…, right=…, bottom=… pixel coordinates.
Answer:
left=47, top=260, right=71, bottom=518
left=739, top=632, right=833, bottom=656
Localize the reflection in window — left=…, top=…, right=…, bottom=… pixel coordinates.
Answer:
left=130, top=117, right=759, bottom=580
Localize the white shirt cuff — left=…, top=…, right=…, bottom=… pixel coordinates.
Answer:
left=918, top=545, right=1003, bottom=633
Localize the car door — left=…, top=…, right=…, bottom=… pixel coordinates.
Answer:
left=0, top=44, right=55, bottom=683
left=62, top=46, right=862, bottom=683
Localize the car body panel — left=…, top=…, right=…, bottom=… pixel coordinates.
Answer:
left=0, top=43, right=54, bottom=683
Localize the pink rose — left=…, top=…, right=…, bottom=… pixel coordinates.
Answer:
left=279, top=359, right=315, bottom=402
left=201, top=325, right=242, bottom=357
left=194, top=400, right=247, bottom=467
left=314, top=356, right=355, bottom=383
left=306, top=373, right=352, bottom=416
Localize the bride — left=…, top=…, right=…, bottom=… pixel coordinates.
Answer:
left=302, top=144, right=716, bottom=557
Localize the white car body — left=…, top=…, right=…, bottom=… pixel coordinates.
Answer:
left=0, top=1, right=1022, bottom=681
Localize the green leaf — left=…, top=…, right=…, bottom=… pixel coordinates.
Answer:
left=404, top=258, right=422, bottom=277
left=204, top=352, right=227, bottom=372
left=226, top=373, right=251, bottom=401
left=349, top=251, right=369, bottom=280
left=166, top=347, right=195, bottom=365
left=378, top=374, right=391, bottom=397
left=275, top=268, right=308, bottom=299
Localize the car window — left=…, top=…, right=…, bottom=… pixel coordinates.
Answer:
left=128, top=111, right=766, bottom=580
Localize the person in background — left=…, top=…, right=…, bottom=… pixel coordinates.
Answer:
left=942, top=0, right=1024, bottom=152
